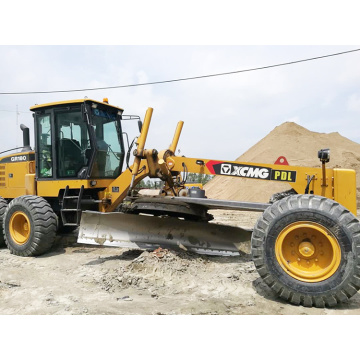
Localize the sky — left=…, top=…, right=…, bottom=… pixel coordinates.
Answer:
left=0, top=45, right=359, bottom=163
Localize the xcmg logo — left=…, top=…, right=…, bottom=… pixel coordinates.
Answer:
left=220, top=163, right=270, bottom=179
left=212, top=162, right=297, bottom=182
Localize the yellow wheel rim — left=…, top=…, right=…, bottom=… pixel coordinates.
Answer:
left=9, top=211, right=31, bottom=245
left=275, top=221, right=341, bottom=282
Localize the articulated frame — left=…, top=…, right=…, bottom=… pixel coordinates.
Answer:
left=101, top=108, right=357, bottom=215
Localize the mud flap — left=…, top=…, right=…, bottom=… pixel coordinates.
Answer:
left=77, top=211, right=252, bottom=256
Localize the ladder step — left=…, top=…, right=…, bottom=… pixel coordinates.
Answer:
left=61, top=185, right=84, bottom=227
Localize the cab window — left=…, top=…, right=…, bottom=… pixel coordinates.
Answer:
left=90, top=108, right=124, bottom=178
left=55, top=108, right=90, bottom=178
left=37, top=114, right=53, bottom=178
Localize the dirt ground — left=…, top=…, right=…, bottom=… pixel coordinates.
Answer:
left=1, top=210, right=360, bottom=315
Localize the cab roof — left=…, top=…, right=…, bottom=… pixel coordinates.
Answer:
left=30, top=99, right=124, bottom=112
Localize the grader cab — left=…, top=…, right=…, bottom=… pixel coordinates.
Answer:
left=0, top=98, right=359, bottom=308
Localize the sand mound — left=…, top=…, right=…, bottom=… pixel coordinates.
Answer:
left=205, top=122, right=360, bottom=204
left=98, top=248, right=257, bottom=311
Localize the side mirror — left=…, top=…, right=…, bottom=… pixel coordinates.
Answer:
left=138, top=120, right=143, bottom=133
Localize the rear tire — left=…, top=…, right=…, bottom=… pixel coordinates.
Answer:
left=0, top=196, right=7, bottom=246
left=251, top=194, right=360, bottom=307
left=3, top=196, right=58, bottom=257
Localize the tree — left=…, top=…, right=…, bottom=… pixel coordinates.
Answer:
left=185, top=173, right=213, bottom=185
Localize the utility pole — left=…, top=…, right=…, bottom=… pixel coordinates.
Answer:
left=16, top=105, right=21, bottom=148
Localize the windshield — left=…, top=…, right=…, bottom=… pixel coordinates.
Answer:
left=89, top=107, right=124, bottom=178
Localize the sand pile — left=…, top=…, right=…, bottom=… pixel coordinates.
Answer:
left=205, top=122, right=360, bottom=205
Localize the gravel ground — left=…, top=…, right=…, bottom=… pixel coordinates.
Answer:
left=0, top=209, right=360, bottom=315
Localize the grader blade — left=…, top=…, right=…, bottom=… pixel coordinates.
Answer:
left=77, top=211, right=252, bottom=256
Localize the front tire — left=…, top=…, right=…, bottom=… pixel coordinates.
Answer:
left=3, top=196, right=57, bottom=257
left=251, top=195, right=360, bottom=307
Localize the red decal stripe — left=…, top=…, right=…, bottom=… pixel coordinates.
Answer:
left=205, top=160, right=223, bottom=174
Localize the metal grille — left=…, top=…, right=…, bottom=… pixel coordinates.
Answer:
left=0, top=165, right=6, bottom=186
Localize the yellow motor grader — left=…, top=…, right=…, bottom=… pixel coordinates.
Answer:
left=0, top=98, right=359, bottom=308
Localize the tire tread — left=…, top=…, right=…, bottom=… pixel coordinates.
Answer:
left=0, top=196, right=7, bottom=246
left=251, top=194, right=360, bottom=308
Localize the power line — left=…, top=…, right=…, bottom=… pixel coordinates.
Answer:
left=0, top=109, right=31, bottom=113
left=1, top=48, right=359, bottom=95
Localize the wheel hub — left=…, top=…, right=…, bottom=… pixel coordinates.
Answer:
left=9, top=211, right=31, bottom=245
left=298, top=240, right=315, bottom=257
left=275, top=221, right=341, bottom=282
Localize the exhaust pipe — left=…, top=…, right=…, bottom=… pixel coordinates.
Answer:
left=20, top=124, right=32, bottom=152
